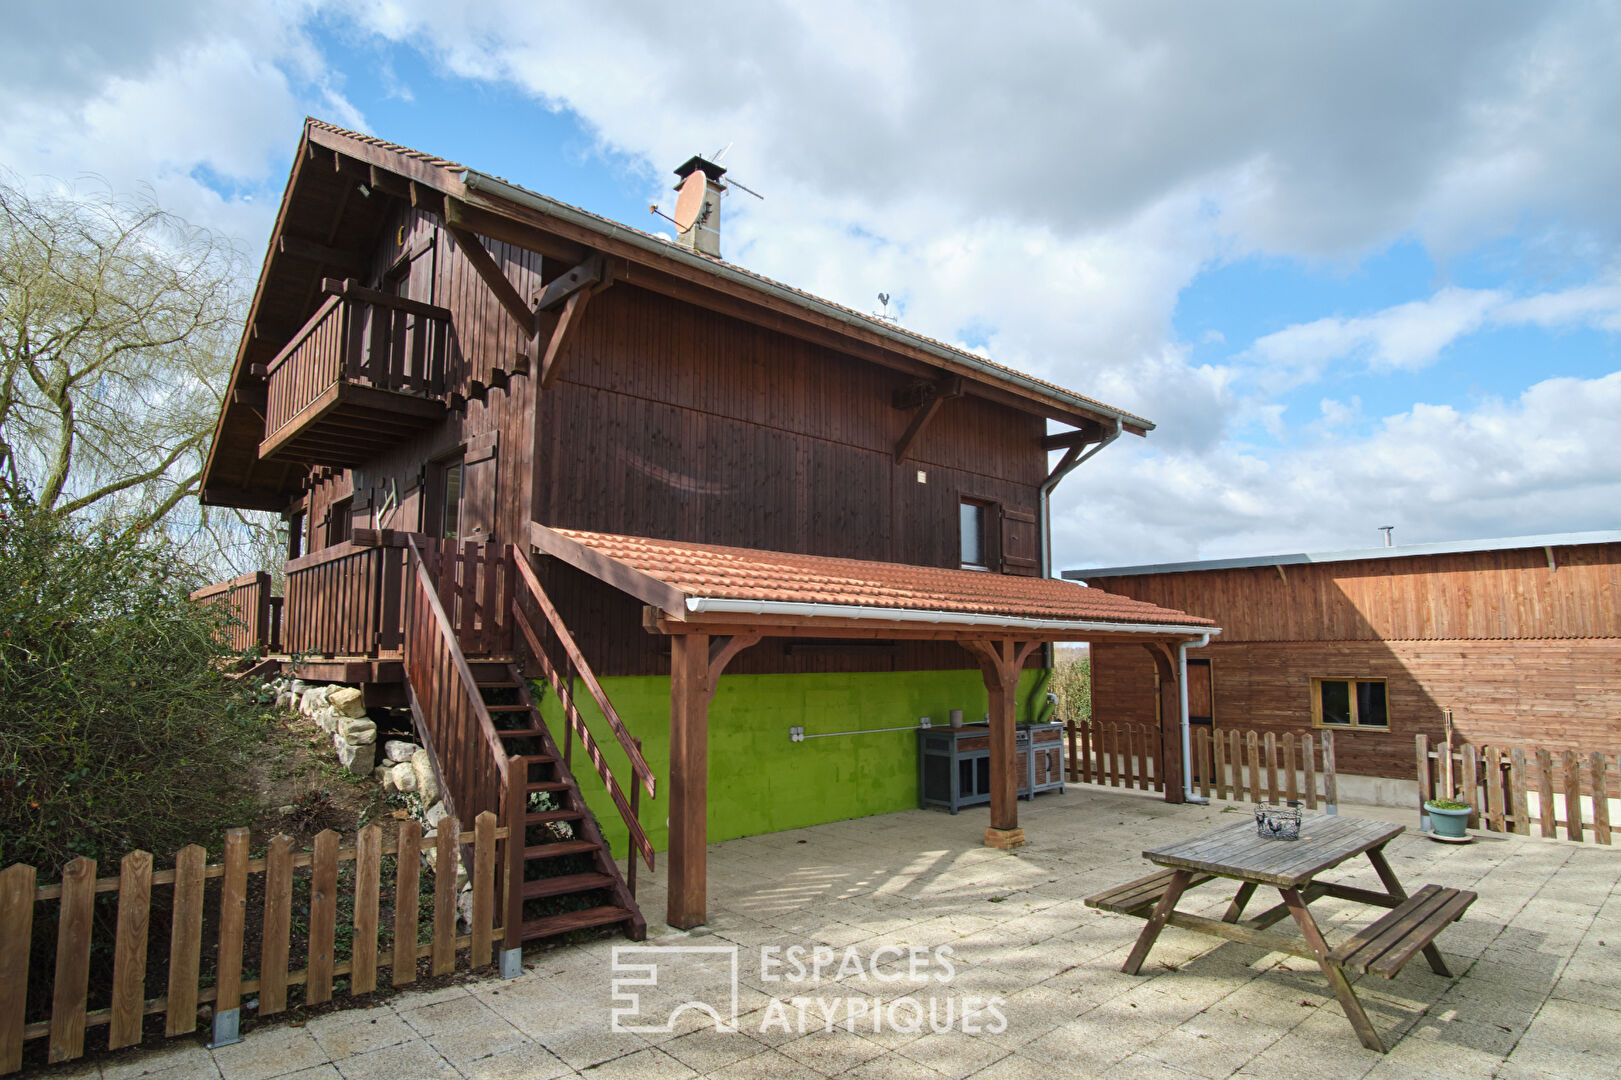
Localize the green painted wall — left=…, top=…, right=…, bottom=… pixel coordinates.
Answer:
left=539, top=667, right=1048, bottom=860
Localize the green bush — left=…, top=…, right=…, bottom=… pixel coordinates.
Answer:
left=0, top=496, right=268, bottom=870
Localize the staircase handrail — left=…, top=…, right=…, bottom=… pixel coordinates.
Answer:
left=509, top=602, right=654, bottom=868
left=403, top=535, right=508, bottom=820
left=510, top=547, right=656, bottom=798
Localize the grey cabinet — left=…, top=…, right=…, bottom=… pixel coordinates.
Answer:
left=918, top=722, right=1065, bottom=813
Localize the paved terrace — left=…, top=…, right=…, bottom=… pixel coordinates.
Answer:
left=52, top=788, right=1621, bottom=1080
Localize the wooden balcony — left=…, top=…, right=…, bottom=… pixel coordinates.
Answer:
left=258, top=280, right=450, bottom=467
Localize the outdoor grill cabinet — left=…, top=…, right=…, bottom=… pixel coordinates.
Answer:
left=918, top=721, right=1065, bottom=813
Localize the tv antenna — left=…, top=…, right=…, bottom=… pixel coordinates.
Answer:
left=649, top=147, right=764, bottom=230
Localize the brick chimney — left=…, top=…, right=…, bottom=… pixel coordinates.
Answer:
left=672, top=155, right=727, bottom=258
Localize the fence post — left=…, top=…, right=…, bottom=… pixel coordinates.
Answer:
left=1321, top=729, right=1337, bottom=816
left=1415, top=734, right=1431, bottom=830
left=210, top=829, right=248, bottom=1048
left=0, top=864, right=34, bottom=1074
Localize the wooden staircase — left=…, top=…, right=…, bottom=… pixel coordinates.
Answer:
left=473, top=663, right=645, bottom=942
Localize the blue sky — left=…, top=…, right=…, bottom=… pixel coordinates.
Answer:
left=3, top=2, right=1618, bottom=567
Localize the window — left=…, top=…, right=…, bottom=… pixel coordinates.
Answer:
left=960, top=500, right=988, bottom=569
left=1312, top=677, right=1388, bottom=729
left=326, top=498, right=353, bottom=547
left=435, top=458, right=465, bottom=540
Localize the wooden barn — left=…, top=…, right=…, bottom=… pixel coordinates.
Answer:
left=1067, top=532, right=1621, bottom=792
left=197, top=120, right=1215, bottom=942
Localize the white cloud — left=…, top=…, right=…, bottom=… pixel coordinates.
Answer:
left=1247, top=279, right=1621, bottom=388
left=1058, top=370, right=1621, bottom=568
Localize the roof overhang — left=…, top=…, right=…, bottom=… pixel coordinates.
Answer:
left=202, top=120, right=1153, bottom=511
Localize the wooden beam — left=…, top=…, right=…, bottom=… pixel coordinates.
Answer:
left=530, top=523, right=689, bottom=615
left=1044, top=441, right=1085, bottom=486
left=704, top=634, right=762, bottom=704
left=367, top=165, right=410, bottom=201
left=893, top=375, right=963, bottom=463
left=534, top=254, right=607, bottom=312
left=278, top=235, right=365, bottom=278
left=443, top=218, right=536, bottom=335
left=1041, top=423, right=1105, bottom=451
left=963, top=637, right=1038, bottom=843
left=539, top=288, right=593, bottom=390
left=668, top=632, right=709, bottom=929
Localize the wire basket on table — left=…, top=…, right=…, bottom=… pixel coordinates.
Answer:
left=1255, top=801, right=1303, bottom=840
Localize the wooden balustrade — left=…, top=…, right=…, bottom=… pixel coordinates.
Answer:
left=510, top=547, right=655, bottom=868
left=189, top=572, right=274, bottom=654
left=280, top=531, right=507, bottom=659
left=262, top=282, right=451, bottom=443
left=1192, top=727, right=1336, bottom=810
left=401, top=536, right=508, bottom=825
left=283, top=540, right=400, bottom=657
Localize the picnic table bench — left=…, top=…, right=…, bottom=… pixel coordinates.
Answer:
left=1084, top=816, right=1475, bottom=1053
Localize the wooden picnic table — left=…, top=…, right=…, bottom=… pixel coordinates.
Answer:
left=1086, top=815, right=1475, bottom=1053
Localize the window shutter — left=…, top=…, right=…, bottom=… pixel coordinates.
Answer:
left=462, top=432, right=499, bottom=539
left=1000, top=508, right=1039, bottom=576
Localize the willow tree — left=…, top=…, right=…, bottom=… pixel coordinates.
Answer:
left=0, top=175, right=248, bottom=540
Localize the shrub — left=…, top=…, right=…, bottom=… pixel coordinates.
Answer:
left=1049, top=654, right=1092, bottom=725
left=0, top=496, right=268, bottom=870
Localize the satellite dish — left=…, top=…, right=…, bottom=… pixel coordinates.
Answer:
left=673, top=170, right=710, bottom=233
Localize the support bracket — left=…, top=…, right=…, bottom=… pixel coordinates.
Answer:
left=893, top=374, right=963, bottom=463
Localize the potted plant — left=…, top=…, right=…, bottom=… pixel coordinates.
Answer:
left=1425, top=797, right=1472, bottom=840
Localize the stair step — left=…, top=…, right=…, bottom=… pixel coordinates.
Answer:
left=521, top=905, right=634, bottom=939
left=525, top=781, right=570, bottom=794
left=525, top=809, right=585, bottom=825
left=524, top=840, right=599, bottom=859
left=477, top=680, right=521, bottom=690
left=521, top=872, right=615, bottom=900
left=485, top=704, right=532, bottom=713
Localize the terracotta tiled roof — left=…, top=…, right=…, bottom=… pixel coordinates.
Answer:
left=553, top=529, right=1214, bottom=629
left=305, top=118, right=1151, bottom=432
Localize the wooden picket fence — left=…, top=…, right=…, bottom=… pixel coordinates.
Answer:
left=1065, top=719, right=1163, bottom=792
left=1192, top=727, right=1338, bottom=810
left=1417, top=734, right=1616, bottom=844
left=0, top=813, right=508, bottom=1075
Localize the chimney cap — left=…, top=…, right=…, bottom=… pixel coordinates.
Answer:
left=674, top=155, right=727, bottom=183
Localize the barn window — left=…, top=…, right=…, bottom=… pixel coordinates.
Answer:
left=960, top=500, right=989, bottom=569
left=1311, top=677, right=1388, bottom=729
left=287, top=509, right=305, bottom=560
left=436, top=459, right=465, bottom=541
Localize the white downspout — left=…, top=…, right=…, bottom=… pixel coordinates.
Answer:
left=1180, top=632, right=1212, bottom=804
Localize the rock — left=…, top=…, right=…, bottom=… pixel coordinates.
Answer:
left=276, top=804, right=294, bottom=816
left=457, top=884, right=476, bottom=932
left=424, top=800, right=450, bottom=831
left=391, top=762, right=418, bottom=792
left=339, top=717, right=377, bottom=744
left=314, top=707, right=340, bottom=735
left=329, top=686, right=367, bottom=718
left=277, top=691, right=299, bottom=712
left=288, top=679, right=307, bottom=696
left=383, top=740, right=421, bottom=763
left=411, top=749, right=439, bottom=806
left=299, top=685, right=331, bottom=716
left=337, top=739, right=375, bottom=776
left=373, top=765, right=395, bottom=791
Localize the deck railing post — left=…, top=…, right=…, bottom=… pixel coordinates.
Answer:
left=500, top=760, right=526, bottom=978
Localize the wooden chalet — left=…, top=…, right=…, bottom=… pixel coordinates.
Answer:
left=1069, top=532, right=1621, bottom=784
left=199, top=119, right=1215, bottom=940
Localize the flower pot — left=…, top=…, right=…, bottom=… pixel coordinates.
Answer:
left=1426, top=804, right=1472, bottom=839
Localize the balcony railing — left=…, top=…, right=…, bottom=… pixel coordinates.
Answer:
left=191, top=571, right=279, bottom=654
left=282, top=531, right=509, bottom=658
left=258, top=279, right=450, bottom=466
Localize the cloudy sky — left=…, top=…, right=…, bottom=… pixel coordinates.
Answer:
left=5, top=2, right=1619, bottom=569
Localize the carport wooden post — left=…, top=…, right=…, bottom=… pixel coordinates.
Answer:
left=1145, top=643, right=1186, bottom=804
left=667, top=629, right=763, bottom=930
left=668, top=632, right=709, bottom=929
left=967, top=638, right=1041, bottom=849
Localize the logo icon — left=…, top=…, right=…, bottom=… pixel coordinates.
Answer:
left=610, top=945, right=741, bottom=1034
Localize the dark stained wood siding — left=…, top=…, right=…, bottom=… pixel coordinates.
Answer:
left=291, top=208, right=1050, bottom=681
left=534, top=285, right=1044, bottom=565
